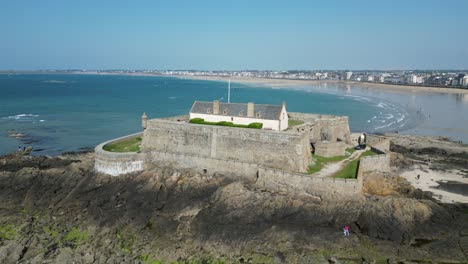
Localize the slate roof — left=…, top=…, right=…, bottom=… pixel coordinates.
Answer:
left=190, top=101, right=284, bottom=121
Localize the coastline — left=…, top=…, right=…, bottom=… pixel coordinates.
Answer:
left=3, top=71, right=468, bottom=94
left=171, top=75, right=468, bottom=94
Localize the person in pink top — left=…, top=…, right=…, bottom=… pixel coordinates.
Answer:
left=343, top=225, right=350, bottom=236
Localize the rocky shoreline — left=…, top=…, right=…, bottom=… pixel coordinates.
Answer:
left=0, top=135, right=467, bottom=263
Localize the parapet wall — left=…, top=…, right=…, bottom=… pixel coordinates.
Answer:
left=357, top=154, right=391, bottom=178
left=94, top=133, right=145, bottom=176
left=314, top=141, right=346, bottom=157
left=256, top=168, right=361, bottom=199
left=366, top=134, right=391, bottom=153
left=289, top=112, right=351, bottom=144
left=142, top=119, right=311, bottom=172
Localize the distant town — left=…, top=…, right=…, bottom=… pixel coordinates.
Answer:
left=5, top=69, right=468, bottom=89
left=160, top=70, right=468, bottom=88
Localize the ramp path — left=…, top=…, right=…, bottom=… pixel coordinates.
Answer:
left=313, top=149, right=365, bottom=178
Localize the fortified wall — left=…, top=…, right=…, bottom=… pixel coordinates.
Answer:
left=94, top=133, right=145, bottom=176
left=93, top=113, right=391, bottom=200
left=141, top=119, right=312, bottom=173
left=289, top=112, right=351, bottom=144
left=289, top=112, right=351, bottom=157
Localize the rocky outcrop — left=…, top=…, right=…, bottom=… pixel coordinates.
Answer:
left=389, top=135, right=468, bottom=170
left=0, top=152, right=467, bottom=263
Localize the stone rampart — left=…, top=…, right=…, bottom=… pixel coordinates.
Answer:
left=142, top=119, right=311, bottom=172
left=366, top=134, right=391, bottom=153
left=314, top=141, right=346, bottom=157
left=357, top=154, right=391, bottom=178
left=146, top=151, right=259, bottom=182
left=94, top=133, right=145, bottom=176
left=256, top=168, right=361, bottom=199
left=289, top=112, right=351, bottom=144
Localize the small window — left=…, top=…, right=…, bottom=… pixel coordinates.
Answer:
left=239, top=111, right=244, bottom=116
left=223, top=109, right=228, bottom=115
left=207, top=108, right=212, bottom=114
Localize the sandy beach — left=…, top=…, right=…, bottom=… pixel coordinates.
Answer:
left=172, top=75, right=468, bottom=95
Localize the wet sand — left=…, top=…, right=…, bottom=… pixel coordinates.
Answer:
left=400, top=165, right=468, bottom=203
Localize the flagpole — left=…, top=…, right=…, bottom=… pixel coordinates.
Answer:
left=228, top=79, right=231, bottom=103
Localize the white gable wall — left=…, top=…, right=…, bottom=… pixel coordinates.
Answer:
left=279, top=105, right=289, bottom=131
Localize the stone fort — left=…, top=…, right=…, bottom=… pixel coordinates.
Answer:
left=95, top=101, right=390, bottom=198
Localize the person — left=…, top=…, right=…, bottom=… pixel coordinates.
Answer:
left=17, top=146, right=22, bottom=152
left=357, top=133, right=366, bottom=149
left=343, top=225, right=350, bottom=236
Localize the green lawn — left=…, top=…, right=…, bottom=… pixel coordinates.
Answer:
left=103, top=137, right=142, bottom=152
left=307, top=148, right=355, bottom=174
left=189, top=118, right=262, bottom=129
left=288, top=119, right=304, bottom=127
left=333, top=150, right=377, bottom=179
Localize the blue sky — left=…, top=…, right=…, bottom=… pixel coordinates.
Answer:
left=1, top=0, right=467, bottom=70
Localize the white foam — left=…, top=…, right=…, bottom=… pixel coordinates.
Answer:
left=377, top=102, right=387, bottom=108
left=374, top=121, right=396, bottom=130
left=2, top=114, right=39, bottom=120
left=43, top=80, right=66, bottom=84
left=396, top=115, right=406, bottom=123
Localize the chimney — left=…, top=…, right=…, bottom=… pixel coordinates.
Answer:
left=213, top=100, right=220, bottom=115
left=247, top=102, right=254, bottom=117
left=141, top=112, right=148, bottom=129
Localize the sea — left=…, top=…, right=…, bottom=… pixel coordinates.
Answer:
left=1, top=74, right=468, bottom=156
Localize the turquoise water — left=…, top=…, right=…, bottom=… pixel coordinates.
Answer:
left=1, top=74, right=467, bottom=155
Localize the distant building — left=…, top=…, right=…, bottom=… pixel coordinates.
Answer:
left=345, top=72, right=353, bottom=80
left=462, top=76, right=468, bottom=86
left=189, top=100, right=288, bottom=131
left=409, top=74, right=424, bottom=84
left=367, top=75, right=375, bottom=82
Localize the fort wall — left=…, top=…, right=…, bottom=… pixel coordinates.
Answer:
left=366, top=134, right=391, bottom=153
left=94, top=133, right=145, bottom=176
left=256, top=168, right=361, bottom=199
left=141, top=119, right=311, bottom=172
left=288, top=112, right=351, bottom=144
left=314, top=141, right=346, bottom=157
left=145, top=151, right=259, bottom=182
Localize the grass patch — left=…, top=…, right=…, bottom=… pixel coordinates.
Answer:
left=307, top=148, right=355, bottom=174
left=103, top=137, right=142, bottom=152
left=333, top=150, right=377, bottom=179
left=189, top=118, right=263, bottom=129
left=139, top=254, right=162, bottom=264
left=43, top=226, right=59, bottom=239
left=288, top=119, right=304, bottom=127
left=64, top=227, right=88, bottom=246
left=0, top=225, right=18, bottom=240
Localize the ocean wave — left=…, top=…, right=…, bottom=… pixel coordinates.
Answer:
left=397, top=114, right=406, bottom=123
left=168, top=96, right=177, bottom=99
left=374, top=121, right=396, bottom=130
left=376, top=102, right=387, bottom=108
left=2, top=114, right=39, bottom=120
left=43, top=80, right=66, bottom=84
